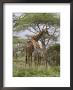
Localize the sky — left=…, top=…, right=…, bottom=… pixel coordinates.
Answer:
left=13, top=29, right=35, bottom=39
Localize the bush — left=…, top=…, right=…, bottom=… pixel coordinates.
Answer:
left=47, top=44, right=60, bottom=66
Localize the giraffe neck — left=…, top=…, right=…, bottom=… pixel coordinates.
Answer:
left=35, top=31, right=44, bottom=41
left=32, top=40, right=40, bottom=49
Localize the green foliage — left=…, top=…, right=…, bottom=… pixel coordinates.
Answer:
left=13, top=36, right=27, bottom=44
left=47, top=44, right=60, bottom=65
left=48, top=44, right=60, bottom=52
left=13, top=13, right=60, bottom=31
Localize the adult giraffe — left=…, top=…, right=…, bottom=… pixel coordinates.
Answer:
left=25, top=29, right=48, bottom=67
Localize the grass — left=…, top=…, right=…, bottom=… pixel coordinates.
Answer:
left=13, top=57, right=60, bottom=77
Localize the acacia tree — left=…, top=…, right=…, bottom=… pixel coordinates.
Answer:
left=13, top=13, right=60, bottom=48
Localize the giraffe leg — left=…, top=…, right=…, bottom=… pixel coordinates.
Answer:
left=25, top=48, right=28, bottom=64
left=26, top=55, right=27, bottom=64
left=31, top=54, right=32, bottom=68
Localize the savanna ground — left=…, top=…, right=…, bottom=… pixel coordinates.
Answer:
left=13, top=56, right=60, bottom=77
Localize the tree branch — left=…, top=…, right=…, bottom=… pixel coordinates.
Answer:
left=36, top=24, right=41, bottom=31
left=45, top=26, right=57, bottom=47
left=52, top=27, right=57, bottom=36
left=45, top=38, right=50, bottom=47
left=32, top=25, right=39, bottom=33
left=40, top=25, right=58, bottom=47
left=40, top=38, right=46, bottom=48
left=43, top=24, right=46, bottom=29
left=27, top=28, right=37, bottom=34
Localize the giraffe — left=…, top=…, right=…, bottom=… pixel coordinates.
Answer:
left=31, top=36, right=42, bottom=67
left=25, top=29, right=48, bottom=68
left=25, top=40, right=34, bottom=67
left=31, top=30, right=47, bottom=67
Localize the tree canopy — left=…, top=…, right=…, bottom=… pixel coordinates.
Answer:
left=13, top=13, right=60, bottom=48
left=13, top=13, right=60, bottom=31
